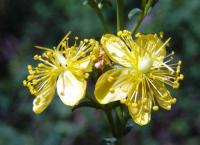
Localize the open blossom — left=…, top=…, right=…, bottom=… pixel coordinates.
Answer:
left=95, top=30, right=183, bottom=125
left=23, top=32, right=99, bottom=113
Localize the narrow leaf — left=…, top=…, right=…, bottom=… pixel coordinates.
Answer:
left=128, top=8, right=142, bottom=20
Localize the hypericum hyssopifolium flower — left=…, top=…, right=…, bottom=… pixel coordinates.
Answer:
left=23, top=32, right=99, bottom=113
left=95, top=30, right=184, bottom=125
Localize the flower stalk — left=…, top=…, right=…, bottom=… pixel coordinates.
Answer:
left=87, top=0, right=110, bottom=33
left=131, top=0, right=154, bottom=35
left=116, top=0, right=124, bottom=31
left=104, top=106, right=124, bottom=145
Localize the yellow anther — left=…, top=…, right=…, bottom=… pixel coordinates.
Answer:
left=27, top=65, right=32, bottom=70
left=166, top=105, right=171, bottom=110
left=159, top=32, right=164, bottom=38
left=27, top=82, right=31, bottom=87
left=131, top=102, right=138, bottom=107
left=47, top=52, right=52, bottom=56
left=178, top=60, right=182, bottom=65
left=84, top=39, right=89, bottom=43
left=27, top=75, right=33, bottom=81
left=153, top=106, right=159, bottom=111
left=29, top=70, right=35, bottom=75
left=84, top=73, right=89, bottom=79
left=120, top=98, right=126, bottom=104
left=171, top=98, right=177, bottom=104
left=173, top=81, right=180, bottom=89
left=23, top=80, right=27, bottom=86
left=179, top=74, right=184, bottom=80
left=117, top=31, right=123, bottom=36
left=135, top=33, right=141, bottom=38
left=33, top=55, right=39, bottom=60
left=38, top=63, right=43, bottom=67
left=32, top=79, right=37, bottom=85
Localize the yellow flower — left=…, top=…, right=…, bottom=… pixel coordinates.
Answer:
left=94, top=30, right=183, bottom=126
left=23, top=32, right=99, bottom=114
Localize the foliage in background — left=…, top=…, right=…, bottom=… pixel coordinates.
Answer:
left=0, top=0, right=200, bottom=145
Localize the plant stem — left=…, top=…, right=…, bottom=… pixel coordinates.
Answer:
left=116, top=0, right=124, bottom=31
left=105, top=108, right=118, bottom=138
left=131, top=13, right=144, bottom=36
left=88, top=0, right=109, bottom=33
left=131, top=0, right=153, bottom=36
left=105, top=107, right=124, bottom=145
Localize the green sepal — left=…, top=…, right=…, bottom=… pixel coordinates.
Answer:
left=72, top=98, right=102, bottom=111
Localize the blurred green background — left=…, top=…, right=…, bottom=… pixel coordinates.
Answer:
left=0, top=0, right=200, bottom=145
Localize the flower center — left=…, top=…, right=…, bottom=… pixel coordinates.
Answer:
left=138, top=57, right=153, bottom=73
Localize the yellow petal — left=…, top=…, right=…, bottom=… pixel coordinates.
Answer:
left=56, top=70, right=86, bottom=106
left=101, top=34, right=133, bottom=67
left=95, top=68, right=131, bottom=104
left=153, top=82, right=174, bottom=110
left=33, top=81, right=56, bottom=114
left=128, top=99, right=152, bottom=126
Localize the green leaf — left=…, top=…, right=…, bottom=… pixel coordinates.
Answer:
left=128, top=8, right=142, bottom=20
left=83, top=0, right=89, bottom=5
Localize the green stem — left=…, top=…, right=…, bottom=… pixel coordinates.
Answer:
left=116, top=0, right=124, bottom=31
left=131, top=13, right=144, bottom=36
left=105, top=108, right=118, bottom=138
left=105, top=106, right=124, bottom=145
left=88, top=0, right=109, bottom=33
left=131, top=0, right=153, bottom=35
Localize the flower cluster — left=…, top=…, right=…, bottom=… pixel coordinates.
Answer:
left=23, top=30, right=183, bottom=125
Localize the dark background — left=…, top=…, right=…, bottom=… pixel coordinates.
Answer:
left=0, top=0, right=200, bottom=145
